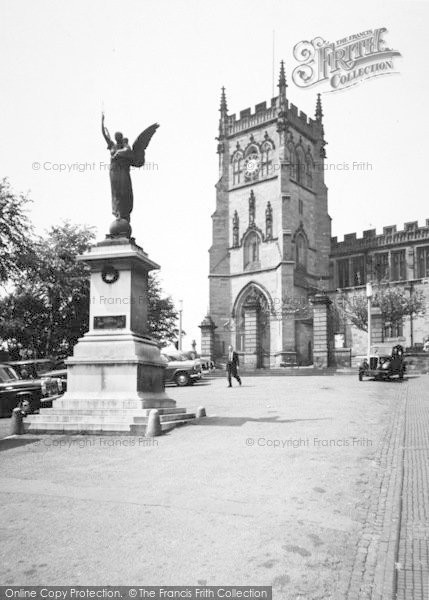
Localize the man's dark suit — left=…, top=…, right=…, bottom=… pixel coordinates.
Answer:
left=226, top=351, right=241, bottom=386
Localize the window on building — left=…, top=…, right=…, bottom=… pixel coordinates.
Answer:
left=391, top=250, right=406, bottom=281
left=296, top=148, right=305, bottom=185
left=338, top=259, right=350, bottom=288
left=295, top=234, right=307, bottom=269
left=243, top=231, right=260, bottom=270
left=306, top=152, right=313, bottom=188
left=260, top=142, right=273, bottom=177
left=351, top=255, right=366, bottom=286
left=288, top=145, right=297, bottom=180
left=299, top=199, right=303, bottom=215
left=384, top=320, right=403, bottom=339
left=373, top=253, right=389, bottom=282
left=417, top=246, right=429, bottom=278
left=232, top=153, right=243, bottom=185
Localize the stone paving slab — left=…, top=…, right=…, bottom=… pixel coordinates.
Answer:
left=0, top=375, right=423, bottom=598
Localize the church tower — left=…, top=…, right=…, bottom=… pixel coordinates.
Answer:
left=201, top=62, right=331, bottom=368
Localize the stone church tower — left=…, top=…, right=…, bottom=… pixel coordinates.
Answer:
left=201, top=62, right=331, bottom=368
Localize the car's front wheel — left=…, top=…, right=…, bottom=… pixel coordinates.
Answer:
left=175, top=372, right=190, bottom=387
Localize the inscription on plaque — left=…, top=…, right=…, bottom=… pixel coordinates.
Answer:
left=94, top=315, right=126, bottom=329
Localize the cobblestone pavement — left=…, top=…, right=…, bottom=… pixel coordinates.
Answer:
left=345, top=375, right=429, bottom=600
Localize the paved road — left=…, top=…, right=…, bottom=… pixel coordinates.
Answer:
left=0, top=375, right=426, bottom=599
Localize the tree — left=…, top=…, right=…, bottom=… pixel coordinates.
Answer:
left=0, top=178, right=34, bottom=283
left=335, top=284, right=426, bottom=334
left=0, top=221, right=95, bottom=357
left=0, top=223, right=180, bottom=356
left=147, top=273, right=180, bottom=347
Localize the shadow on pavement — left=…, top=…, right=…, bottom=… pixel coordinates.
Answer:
left=0, top=436, right=42, bottom=452
left=192, top=416, right=330, bottom=427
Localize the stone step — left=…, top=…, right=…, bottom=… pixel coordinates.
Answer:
left=132, top=412, right=195, bottom=424
left=38, top=407, right=186, bottom=417
left=25, top=412, right=195, bottom=425
left=23, top=417, right=195, bottom=435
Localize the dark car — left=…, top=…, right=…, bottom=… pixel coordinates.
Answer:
left=6, top=358, right=57, bottom=380
left=161, top=353, right=202, bottom=386
left=358, top=344, right=406, bottom=381
left=0, top=364, right=45, bottom=417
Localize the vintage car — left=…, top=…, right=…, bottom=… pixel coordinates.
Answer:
left=161, top=352, right=202, bottom=386
left=6, top=358, right=57, bottom=379
left=0, top=363, right=62, bottom=417
left=358, top=344, right=406, bottom=381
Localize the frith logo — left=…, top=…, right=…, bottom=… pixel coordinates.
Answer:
left=292, top=28, right=401, bottom=92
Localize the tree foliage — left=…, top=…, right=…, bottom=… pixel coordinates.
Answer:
left=0, top=178, right=34, bottom=282
left=335, top=284, right=426, bottom=333
left=0, top=221, right=179, bottom=357
left=147, top=274, right=179, bottom=347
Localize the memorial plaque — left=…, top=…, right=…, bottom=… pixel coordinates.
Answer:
left=94, top=315, right=126, bottom=329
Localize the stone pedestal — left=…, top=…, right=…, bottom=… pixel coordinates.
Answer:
left=199, top=314, right=217, bottom=360
left=312, top=294, right=332, bottom=369
left=24, top=238, right=195, bottom=435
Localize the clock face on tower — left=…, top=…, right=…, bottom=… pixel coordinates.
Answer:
left=101, top=265, right=119, bottom=284
left=244, top=153, right=260, bottom=180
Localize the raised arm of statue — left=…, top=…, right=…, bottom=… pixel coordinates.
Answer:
left=101, top=113, right=113, bottom=149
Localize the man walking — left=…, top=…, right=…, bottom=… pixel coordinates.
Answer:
left=226, top=345, right=242, bottom=387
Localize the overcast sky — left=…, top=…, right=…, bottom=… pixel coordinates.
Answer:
left=1, top=0, right=427, bottom=348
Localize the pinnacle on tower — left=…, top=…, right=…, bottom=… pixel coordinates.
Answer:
left=278, top=60, right=287, bottom=92
left=219, top=86, right=228, bottom=115
left=315, top=93, right=323, bottom=121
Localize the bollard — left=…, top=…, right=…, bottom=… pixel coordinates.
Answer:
left=145, top=409, right=162, bottom=437
left=196, top=406, right=206, bottom=418
left=10, top=407, right=24, bottom=435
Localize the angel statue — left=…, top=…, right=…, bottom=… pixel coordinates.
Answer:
left=101, top=113, right=159, bottom=237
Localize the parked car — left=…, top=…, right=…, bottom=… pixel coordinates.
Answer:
left=161, top=352, right=202, bottom=386
left=358, top=344, right=406, bottom=381
left=0, top=363, right=62, bottom=417
left=6, top=358, right=57, bottom=380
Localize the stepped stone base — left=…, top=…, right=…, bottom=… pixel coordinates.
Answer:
left=24, top=404, right=196, bottom=435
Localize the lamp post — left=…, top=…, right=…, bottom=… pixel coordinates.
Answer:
left=366, top=282, right=373, bottom=361
left=178, top=300, right=183, bottom=351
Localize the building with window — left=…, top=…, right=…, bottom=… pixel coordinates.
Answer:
left=201, top=63, right=330, bottom=368
left=201, top=63, right=429, bottom=367
left=331, top=222, right=429, bottom=355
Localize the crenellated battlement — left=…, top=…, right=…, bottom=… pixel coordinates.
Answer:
left=227, top=97, right=320, bottom=139
left=331, top=219, right=429, bottom=255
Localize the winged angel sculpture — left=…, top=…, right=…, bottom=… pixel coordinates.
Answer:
left=102, top=113, right=159, bottom=236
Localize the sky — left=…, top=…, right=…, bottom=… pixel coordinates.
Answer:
left=1, top=0, right=428, bottom=349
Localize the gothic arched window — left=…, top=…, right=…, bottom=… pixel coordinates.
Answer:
left=288, top=144, right=297, bottom=180
left=305, top=150, right=314, bottom=188
left=295, top=233, right=307, bottom=268
left=296, top=147, right=305, bottom=185
left=232, top=152, right=243, bottom=185
left=261, top=142, right=273, bottom=177
left=243, top=231, right=261, bottom=270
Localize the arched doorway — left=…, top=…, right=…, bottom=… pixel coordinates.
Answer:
left=233, top=284, right=271, bottom=369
